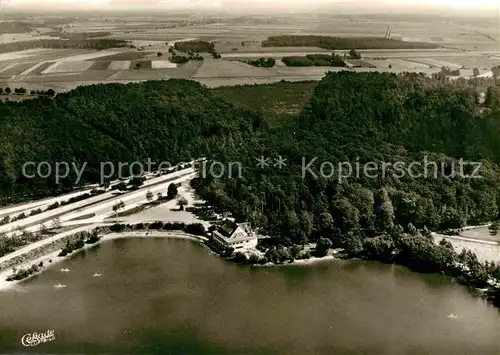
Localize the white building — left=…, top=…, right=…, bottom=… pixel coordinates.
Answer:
left=212, top=220, right=258, bottom=251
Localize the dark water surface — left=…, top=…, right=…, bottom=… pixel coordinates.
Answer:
left=0, top=238, right=499, bottom=354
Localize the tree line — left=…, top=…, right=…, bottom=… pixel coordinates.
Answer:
left=0, top=87, right=55, bottom=97
left=282, top=53, right=347, bottom=67
left=262, top=35, right=440, bottom=50
left=246, top=57, right=276, bottom=68
left=173, top=40, right=215, bottom=53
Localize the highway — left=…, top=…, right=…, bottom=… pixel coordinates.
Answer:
left=0, top=167, right=196, bottom=236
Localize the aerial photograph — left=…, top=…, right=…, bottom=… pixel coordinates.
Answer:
left=0, top=0, right=499, bottom=353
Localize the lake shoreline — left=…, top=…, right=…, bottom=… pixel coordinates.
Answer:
left=0, top=230, right=208, bottom=291
left=2, top=234, right=499, bottom=354
left=0, top=225, right=345, bottom=290
left=1, top=226, right=498, bottom=310
left=0, top=230, right=339, bottom=290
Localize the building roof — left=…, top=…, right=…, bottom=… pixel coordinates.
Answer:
left=214, top=220, right=253, bottom=241
left=217, top=220, right=238, bottom=237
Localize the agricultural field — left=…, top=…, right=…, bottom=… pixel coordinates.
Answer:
left=106, top=68, right=171, bottom=81
left=0, top=13, right=499, bottom=94
left=27, top=62, right=55, bottom=75
left=50, top=49, right=131, bottom=62
left=97, top=51, right=153, bottom=61
left=16, top=62, right=48, bottom=76
left=274, top=66, right=345, bottom=77
left=107, top=61, right=132, bottom=70
left=0, top=63, right=37, bottom=77
left=42, top=61, right=94, bottom=74
left=0, top=49, right=95, bottom=65
left=0, top=64, right=16, bottom=74
left=411, top=58, right=463, bottom=70
left=0, top=34, right=58, bottom=44
left=108, top=61, right=202, bottom=80
left=194, top=60, right=278, bottom=78
left=88, top=61, right=112, bottom=70
left=0, top=49, right=55, bottom=63
left=364, top=58, right=431, bottom=70
left=151, top=61, right=177, bottom=69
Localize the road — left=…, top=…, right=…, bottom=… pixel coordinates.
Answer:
left=57, top=171, right=197, bottom=225
left=0, top=167, right=195, bottom=235
left=0, top=188, right=98, bottom=219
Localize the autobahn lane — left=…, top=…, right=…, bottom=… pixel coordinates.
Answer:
left=0, top=167, right=195, bottom=235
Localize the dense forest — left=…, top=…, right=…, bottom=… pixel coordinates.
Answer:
left=173, top=40, right=215, bottom=53
left=1, top=73, right=500, bottom=302
left=0, top=80, right=260, bottom=203
left=202, top=72, right=500, bottom=301
left=262, top=35, right=440, bottom=50
left=196, top=72, right=500, bottom=238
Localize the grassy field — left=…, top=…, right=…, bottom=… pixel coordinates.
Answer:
left=194, top=60, right=277, bottom=78
left=212, top=81, right=317, bottom=125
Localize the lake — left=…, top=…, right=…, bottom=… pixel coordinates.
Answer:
left=0, top=238, right=499, bottom=354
